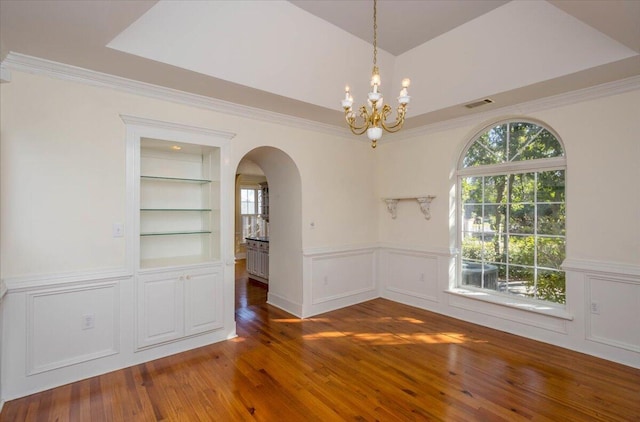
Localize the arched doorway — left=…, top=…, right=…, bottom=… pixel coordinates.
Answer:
left=234, top=147, right=303, bottom=317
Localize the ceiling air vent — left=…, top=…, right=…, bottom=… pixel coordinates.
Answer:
left=464, top=98, right=494, bottom=109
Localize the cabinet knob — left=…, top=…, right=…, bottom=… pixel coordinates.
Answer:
left=186, top=275, right=191, bottom=280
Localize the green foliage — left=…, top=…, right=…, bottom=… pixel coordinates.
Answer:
left=535, top=271, right=566, bottom=304
left=463, top=122, right=563, bottom=168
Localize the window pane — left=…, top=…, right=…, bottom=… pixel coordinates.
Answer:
left=484, top=175, right=507, bottom=203
left=504, top=265, right=534, bottom=298
left=506, top=264, right=534, bottom=291
left=461, top=238, right=484, bottom=261
left=484, top=124, right=508, bottom=163
left=483, top=204, right=505, bottom=235
left=461, top=176, right=482, bottom=204
left=537, top=269, right=566, bottom=304
left=508, top=235, right=535, bottom=266
left=537, top=237, right=565, bottom=269
left=537, top=170, right=565, bottom=202
left=509, top=122, right=541, bottom=161
left=461, top=261, right=499, bottom=290
left=509, top=123, right=564, bottom=161
left=462, top=203, right=483, bottom=221
left=509, top=203, right=534, bottom=234
left=534, top=129, right=564, bottom=159
left=462, top=204, right=484, bottom=240
left=509, top=172, right=535, bottom=203
left=463, top=124, right=507, bottom=167
left=483, top=235, right=505, bottom=265
left=494, top=263, right=507, bottom=286
left=241, top=188, right=259, bottom=215
left=537, top=203, right=565, bottom=235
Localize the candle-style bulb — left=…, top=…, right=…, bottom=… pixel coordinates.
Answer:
left=402, top=78, right=411, bottom=88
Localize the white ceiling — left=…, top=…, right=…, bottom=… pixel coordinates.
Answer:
left=1, top=0, right=639, bottom=131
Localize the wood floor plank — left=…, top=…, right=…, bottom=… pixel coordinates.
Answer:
left=2, top=261, right=639, bottom=421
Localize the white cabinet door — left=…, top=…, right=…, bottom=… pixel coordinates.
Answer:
left=184, top=266, right=223, bottom=337
left=137, top=265, right=223, bottom=349
left=137, top=270, right=184, bottom=349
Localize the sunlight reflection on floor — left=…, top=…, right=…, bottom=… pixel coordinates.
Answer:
left=302, top=330, right=487, bottom=345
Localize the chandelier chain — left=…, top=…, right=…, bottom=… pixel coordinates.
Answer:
left=373, top=0, right=377, bottom=67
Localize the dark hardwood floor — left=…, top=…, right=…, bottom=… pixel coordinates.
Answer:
left=1, top=260, right=639, bottom=421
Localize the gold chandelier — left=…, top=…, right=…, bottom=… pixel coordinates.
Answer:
left=341, top=0, right=411, bottom=149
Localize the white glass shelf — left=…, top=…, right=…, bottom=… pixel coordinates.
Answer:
left=140, top=208, right=212, bottom=212
left=141, top=175, right=212, bottom=184
left=140, top=230, right=212, bottom=237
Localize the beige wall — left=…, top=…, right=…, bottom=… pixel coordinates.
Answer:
left=376, top=89, right=640, bottom=267
left=0, top=71, right=378, bottom=278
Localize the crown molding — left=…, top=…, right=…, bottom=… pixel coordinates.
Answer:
left=0, top=52, right=350, bottom=139
left=2, top=53, right=638, bottom=143
left=391, top=74, right=640, bottom=142
left=119, top=114, right=236, bottom=140
left=0, top=66, right=11, bottom=83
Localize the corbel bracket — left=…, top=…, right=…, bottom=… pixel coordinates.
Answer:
left=382, top=196, right=436, bottom=220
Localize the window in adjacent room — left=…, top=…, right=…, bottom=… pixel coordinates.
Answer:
left=458, top=120, right=566, bottom=304
left=240, top=187, right=265, bottom=239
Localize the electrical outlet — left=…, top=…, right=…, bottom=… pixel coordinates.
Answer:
left=590, top=302, right=600, bottom=315
left=112, top=223, right=124, bottom=238
left=82, top=313, right=95, bottom=330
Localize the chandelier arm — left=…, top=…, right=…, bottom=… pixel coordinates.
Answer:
left=380, top=105, right=408, bottom=133
left=344, top=106, right=371, bottom=135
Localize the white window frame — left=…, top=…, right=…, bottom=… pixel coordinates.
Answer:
left=239, top=185, right=264, bottom=241
left=452, top=119, right=570, bottom=317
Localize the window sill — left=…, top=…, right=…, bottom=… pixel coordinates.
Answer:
left=445, top=288, right=573, bottom=320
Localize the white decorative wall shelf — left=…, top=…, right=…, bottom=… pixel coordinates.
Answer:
left=383, top=196, right=436, bottom=220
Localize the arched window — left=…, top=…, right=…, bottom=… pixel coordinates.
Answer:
left=458, top=120, right=566, bottom=304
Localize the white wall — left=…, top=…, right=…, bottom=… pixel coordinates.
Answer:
left=376, top=88, right=640, bottom=368
left=245, top=147, right=304, bottom=315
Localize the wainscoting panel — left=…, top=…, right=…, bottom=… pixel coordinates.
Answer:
left=384, top=250, right=439, bottom=302
left=303, top=246, right=377, bottom=317
left=26, top=282, right=119, bottom=375
left=587, top=274, right=640, bottom=352
left=311, top=250, right=376, bottom=304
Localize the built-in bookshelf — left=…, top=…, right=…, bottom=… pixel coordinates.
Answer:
left=139, top=138, right=220, bottom=269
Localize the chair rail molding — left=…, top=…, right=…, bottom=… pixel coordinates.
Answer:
left=562, top=258, right=640, bottom=279
left=3, top=268, right=132, bottom=293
